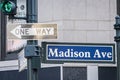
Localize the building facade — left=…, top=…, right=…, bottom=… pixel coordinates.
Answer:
left=37, top=0, right=116, bottom=43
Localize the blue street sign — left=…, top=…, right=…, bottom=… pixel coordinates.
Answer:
left=42, top=42, right=115, bottom=64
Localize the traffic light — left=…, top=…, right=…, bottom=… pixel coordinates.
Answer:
left=0, top=0, right=17, bottom=15
left=114, top=16, right=120, bottom=42
left=24, top=45, right=40, bottom=58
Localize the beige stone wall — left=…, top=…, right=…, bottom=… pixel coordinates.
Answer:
left=38, top=0, right=116, bottom=43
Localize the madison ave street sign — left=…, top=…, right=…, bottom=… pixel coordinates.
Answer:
left=41, top=42, right=115, bottom=64
left=7, top=23, right=57, bottom=39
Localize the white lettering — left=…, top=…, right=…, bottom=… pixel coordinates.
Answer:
left=94, top=49, right=112, bottom=59
left=85, top=52, right=91, bottom=58
left=94, top=49, right=101, bottom=58
left=74, top=51, right=78, bottom=57
left=64, top=49, right=70, bottom=57
left=101, top=52, right=107, bottom=58
left=79, top=52, right=84, bottom=57
left=59, top=51, right=64, bottom=57
left=48, top=48, right=91, bottom=58
left=48, top=48, right=58, bottom=57
left=107, top=52, right=112, bottom=58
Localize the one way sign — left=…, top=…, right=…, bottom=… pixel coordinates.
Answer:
left=7, top=23, right=57, bottom=40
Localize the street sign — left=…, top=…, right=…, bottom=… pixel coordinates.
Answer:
left=16, top=0, right=26, bottom=17
left=18, top=49, right=27, bottom=72
left=41, top=42, right=115, bottom=64
left=7, top=23, right=57, bottom=39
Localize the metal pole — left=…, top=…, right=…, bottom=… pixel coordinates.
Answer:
left=27, top=0, right=38, bottom=23
left=26, top=0, right=39, bottom=80
left=27, top=58, right=32, bottom=80
left=114, top=15, right=120, bottom=80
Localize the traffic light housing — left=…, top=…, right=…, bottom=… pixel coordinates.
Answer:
left=0, top=0, right=17, bottom=15
left=24, top=45, right=41, bottom=58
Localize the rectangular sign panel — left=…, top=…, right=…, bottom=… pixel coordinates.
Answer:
left=7, top=23, right=57, bottom=40
left=41, top=42, right=115, bottom=64
left=18, top=49, right=27, bottom=72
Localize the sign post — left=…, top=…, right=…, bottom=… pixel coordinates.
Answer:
left=114, top=16, right=120, bottom=80
left=25, top=0, right=39, bottom=80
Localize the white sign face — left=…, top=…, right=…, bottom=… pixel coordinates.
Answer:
left=16, top=0, right=26, bottom=17
left=7, top=23, right=57, bottom=39
left=18, top=49, right=27, bottom=72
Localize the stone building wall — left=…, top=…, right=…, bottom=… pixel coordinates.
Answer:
left=38, top=0, right=116, bottom=43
